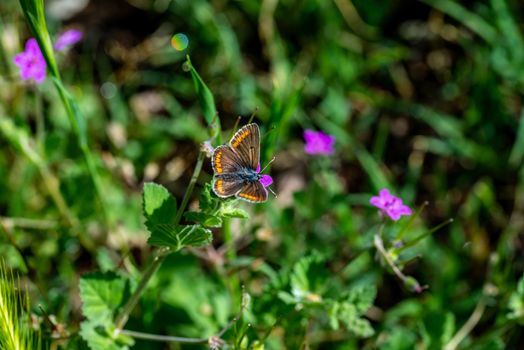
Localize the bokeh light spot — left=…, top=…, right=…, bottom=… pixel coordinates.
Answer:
left=171, top=33, right=189, bottom=51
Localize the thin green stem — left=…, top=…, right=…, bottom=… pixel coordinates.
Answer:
left=114, top=247, right=170, bottom=330
left=34, top=87, right=45, bottom=152
left=119, top=329, right=206, bottom=343
left=174, top=151, right=206, bottom=224
left=52, top=80, right=110, bottom=229
left=444, top=294, right=487, bottom=350
left=115, top=151, right=207, bottom=330
left=374, top=234, right=423, bottom=293
left=222, top=217, right=240, bottom=303
left=119, top=292, right=246, bottom=343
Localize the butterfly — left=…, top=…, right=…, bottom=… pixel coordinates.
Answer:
left=211, top=123, right=273, bottom=202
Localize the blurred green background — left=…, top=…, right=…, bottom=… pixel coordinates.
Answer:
left=1, top=0, right=524, bottom=349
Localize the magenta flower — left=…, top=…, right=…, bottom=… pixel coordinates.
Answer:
left=13, top=38, right=47, bottom=84
left=304, top=130, right=335, bottom=155
left=256, top=163, right=273, bottom=187
left=54, top=29, right=83, bottom=51
left=370, top=188, right=412, bottom=221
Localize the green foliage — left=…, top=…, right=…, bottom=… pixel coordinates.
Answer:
left=508, top=273, right=524, bottom=323
left=79, top=272, right=129, bottom=324
left=143, top=182, right=212, bottom=250
left=186, top=56, right=221, bottom=143
left=0, top=262, right=42, bottom=350
left=79, top=272, right=134, bottom=350
left=2, top=0, right=524, bottom=348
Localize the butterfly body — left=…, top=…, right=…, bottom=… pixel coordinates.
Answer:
left=218, top=167, right=261, bottom=182
left=211, top=123, right=272, bottom=203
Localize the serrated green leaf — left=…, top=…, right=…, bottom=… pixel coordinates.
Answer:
left=290, top=254, right=327, bottom=300
left=79, top=272, right=128, bottom=324
left=199, top=183, right=220, bottom=211
left=346, top=285, right=377, bottom=314
left=142, top=182, right=177, bottom=227
left=147, top=224, right=212, bottom=250
left=345, top=317, right=374, bottom=338
left=184, top=211, right=222, bottom=228
left=328, top=301, right=341, bottom=330
left=80, top=321, right=133, bottom=350
left=220, top=206, right=249, bottom=219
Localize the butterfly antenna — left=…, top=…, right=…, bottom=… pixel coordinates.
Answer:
left=261, top=157, right=276, bottom=173
left=229, top=115, right=242, bottom=140
left=248, top=107, right=259, bottom=124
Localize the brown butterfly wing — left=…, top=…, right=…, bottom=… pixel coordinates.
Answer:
left=212, top=145, right=243, bottom=175
left=236, top=181, right=268, bottom=203
left=229, top=123, right=260, bottom=170
left=212, top=177, right=244, bottom=198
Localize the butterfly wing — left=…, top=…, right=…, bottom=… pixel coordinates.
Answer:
left=236, top=181, right=268, bottom=203
left=213, top=176, right=244, bottom=198
left=212, top=145, right=243, bottom=175
left=229, top=123, right=260, bottom=170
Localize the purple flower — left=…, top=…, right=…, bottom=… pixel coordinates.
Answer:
left=370, top=188, right=412, bottom=221
left=13, top=38, right=47, bottom=84
left=256, top=163, right=273, bottom=187
left=304, top=130, right=335, bottom=155
left=54, top=29, right=83, bottom=51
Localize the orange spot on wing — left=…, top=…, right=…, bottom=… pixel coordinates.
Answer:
left=239, top=193, right=259, bottom=201
left=232, top=130, right=251, bottom=148
left=215, top=179, right=224, bottom=193
left=214, top=151, right=223, bottom=173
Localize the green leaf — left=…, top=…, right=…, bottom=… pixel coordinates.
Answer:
left=345, top=285, right=377, bottom=314
left=508, top=273, right=524, bottom=321
left=345, top=317, right=374, bottom=338
left=146, top=224, right=212, bottom=250
left=184, top=211, right=222, bottom=228
left=51, top=78, right=88, bottom=147
left=290, top=254, right=327, bottom=301
left=18, top=0, right=59, bottom=77
left=220, top=206, right=249, bottom=219
left=142, top=182, right=177, bottom=227
left=79, top=271, right=128, bottom=324
left=80, top=321, right=134, bottom=350
left=186, top=56, right=221, bottom=143
left=199, top=183, right=220, bottom=211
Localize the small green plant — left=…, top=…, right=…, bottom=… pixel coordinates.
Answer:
left=0, top=261, right=41, bottom=350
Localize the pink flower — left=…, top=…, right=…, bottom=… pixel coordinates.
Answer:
left=13, top=38, right=47, bottom=84
left=256, top=163, right=273, bottom=187
left=370, top=188, right=412, bottom=221
left=54, top=29, right=83, bottom=51
left=304, top=130, right=335, bottom=155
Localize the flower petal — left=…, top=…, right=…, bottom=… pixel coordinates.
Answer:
left=259, top=175, right=273, bottom=187
left=54, top=29, right=83, bottom=51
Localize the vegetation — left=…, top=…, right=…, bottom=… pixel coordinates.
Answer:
left=0, top=0, right=523, bottom=348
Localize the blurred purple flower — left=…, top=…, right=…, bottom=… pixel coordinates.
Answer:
left=256, top=163, right=273, bottom=187
left=54, top=29, right=83, bottom=51
left=13, top=38, right=47, bottom=84
left=304, top=129, right=335, bottom=155
left=370, top=188, right=412, bottom=221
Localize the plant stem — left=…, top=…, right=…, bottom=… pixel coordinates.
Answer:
left=34, top=87, right=44, bottom=152
left=52, top=79, right=111, bottom=229
left=118, top=294, right=246, bottom=343
left=444, top=294, right=487, bottom=350
left=114, top=246, right=170, bottom=330
left=374, top=234, right=423, bottom=293
left=174, top=151, right=206, bottom=224
left=115, top=151, right=206, bottom=330
left=119, top=329, right=206, bottom=343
